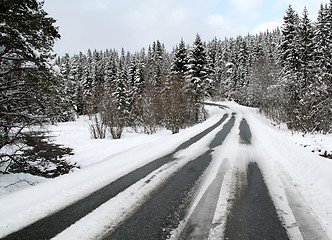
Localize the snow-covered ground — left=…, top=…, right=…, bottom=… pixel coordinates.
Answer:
left=287, top=132, right=332, bottom=158
left=0, top=102, right=332, bottom=239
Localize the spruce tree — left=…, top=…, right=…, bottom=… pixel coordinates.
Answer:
left=206, top=37, right=221, bottom=98
left=235, top=37, right=250, bottom=103
left=130, top=57, right=146, bottom=126
left=186, top=34, right=210, bottom=122
left=279, top=5, right=302, bottom=130
left=101, top=50, right=131, bottom=139
left=222, top=39, right=238, bottom=100
left=81, top=49, right=94, bottom=114
left=297, top=8, right=317, bottom=131
left=312, top=4, right=332, bottom=132
left=162, top=39, right=190, bottom=133
left=171, top=39, right=188, bottom=79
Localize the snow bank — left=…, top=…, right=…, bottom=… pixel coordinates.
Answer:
left=287, top=132, right=332, bottom=158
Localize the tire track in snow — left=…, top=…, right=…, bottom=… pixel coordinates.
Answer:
left=224, top=118, right=289, bottom=240
left=103, top=114, right=236, bottom=240
left=178, top=159, right=229, bottom=239
left=280, top=169, right=330, bottom=240
left=224, top=163, right=290, bottom=240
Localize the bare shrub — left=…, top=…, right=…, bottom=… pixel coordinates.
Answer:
left=89, top=114, right=106, bottom=139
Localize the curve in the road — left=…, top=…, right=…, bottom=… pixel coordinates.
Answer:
left=1, top=113, right=229, bottom=240
left=104, top=114, right=236, bottom=239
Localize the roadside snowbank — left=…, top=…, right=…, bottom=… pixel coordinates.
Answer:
left=287, top=132, right=332, bottom=158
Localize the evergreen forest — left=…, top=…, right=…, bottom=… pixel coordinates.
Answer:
left=57, top=4, right=332, bottom=136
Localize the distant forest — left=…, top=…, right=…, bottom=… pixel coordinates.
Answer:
left=57, top=4, right=332, bottom=137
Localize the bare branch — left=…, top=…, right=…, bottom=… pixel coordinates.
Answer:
left=4, top=178, right=38, bottom=189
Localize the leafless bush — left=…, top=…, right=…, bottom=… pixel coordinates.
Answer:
left=89, top=114, right=107, bottom=139
left=100, top=97, right=126, bottom=139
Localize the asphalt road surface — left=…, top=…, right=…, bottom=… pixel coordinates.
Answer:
left=103, top=114, right=236, bottom=239
left=224, top=163, right=289, bottom=240
left=224, top=118, right=289, bottom=240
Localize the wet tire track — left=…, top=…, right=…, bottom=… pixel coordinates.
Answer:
left=225, top=163, right=289, bottom=240
left=179, top=159, right=229, bottom=239
left=103, top=114, right=236, bottom=239
left=239, top=118, right=251, bottom=144
left=225, top=118, right=289, bottom=240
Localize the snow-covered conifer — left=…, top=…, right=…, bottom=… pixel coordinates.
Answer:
left=185, top=34, right=211, bottom=122
left=171, top=39, right=188, bottom=79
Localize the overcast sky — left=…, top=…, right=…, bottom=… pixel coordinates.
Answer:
left=43, top=0, right=328, bottom=56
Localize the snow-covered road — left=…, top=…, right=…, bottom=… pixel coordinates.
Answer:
left=1, top=102, right=332, bottom=240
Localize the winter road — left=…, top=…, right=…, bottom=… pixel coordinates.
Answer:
left=2, top=104, right=304, bottom=240
left=104, top=113, right=235, bottom=239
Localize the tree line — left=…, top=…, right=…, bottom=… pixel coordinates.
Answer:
left=58, top=3, right=332, bottom=136
left=57, top=35, right=214, bottom=138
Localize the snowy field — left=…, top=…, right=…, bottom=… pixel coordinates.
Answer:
left=0, top=102, right=332, bottom=239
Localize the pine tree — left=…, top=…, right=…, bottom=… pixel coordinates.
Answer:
left=186, top=34, right=211, bottom=122
left=171, top=39, right=188, bottom=79
left=312, top=3, right=332, bottom=132
left=0, top=0, right=61, bottom=168
left=279, top=5, right=302, bottom=130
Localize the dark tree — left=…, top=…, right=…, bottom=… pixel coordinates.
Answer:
left=0, top=0, right=61, bottom=169
left=171, top=39, right=188, bottom=79
left=312, top=3, right=332, bottom=132
left=279, top=5, right=302, bottom=130
left=186, top=34, right=211, bottom=122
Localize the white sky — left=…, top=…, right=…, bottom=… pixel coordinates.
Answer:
left=43, top=0, right=329, bottom=56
